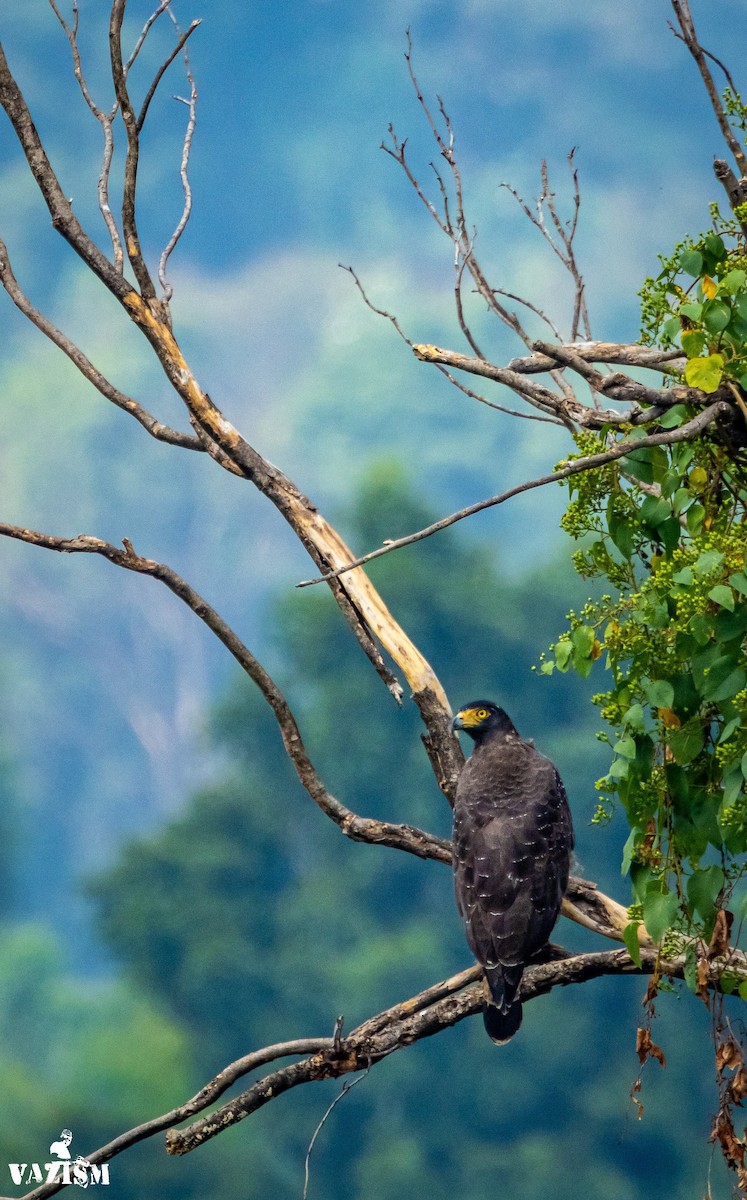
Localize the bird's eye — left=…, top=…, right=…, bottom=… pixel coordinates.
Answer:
left=476, top=708, right=489, bottom=719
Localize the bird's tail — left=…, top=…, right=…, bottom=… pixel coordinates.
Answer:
left=483, top=999, right=522, bottom=1044
left=483, top=964, right=524, bottom=1045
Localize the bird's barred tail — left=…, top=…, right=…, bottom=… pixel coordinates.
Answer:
left=483, top=963, right=524, bottom=1044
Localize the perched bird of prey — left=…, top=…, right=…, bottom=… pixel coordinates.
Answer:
left=451, top=700, right=574, bottom=1044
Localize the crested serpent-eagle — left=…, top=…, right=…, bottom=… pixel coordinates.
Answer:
left=451, top=700, right=574, bottom=1043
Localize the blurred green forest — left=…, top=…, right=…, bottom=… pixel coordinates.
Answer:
left=0, top=470, right=730, bottom=1198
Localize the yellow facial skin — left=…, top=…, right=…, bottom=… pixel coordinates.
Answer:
left=454, top=706, right=490, bottom=728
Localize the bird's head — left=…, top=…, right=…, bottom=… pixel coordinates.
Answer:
left=451, top=700, right=517, bottom=742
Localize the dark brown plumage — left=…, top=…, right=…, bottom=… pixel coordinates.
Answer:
left=451, top=700, right=574, bottom=1043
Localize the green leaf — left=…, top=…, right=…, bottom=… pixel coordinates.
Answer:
left=609, top=756, right=629, bottom=780
left=715, top=607, right=747, bottom=640
left=720, top=715, right=741, bottom=743
left=622, top=446, right=668, bottom=485
left=673, top=566, right=694, bottom=586
left=571, top=625, right=596, bottom=658
left=646, top=680, right=675, bottom=709
left=708, top=584, right=735, bottom=611
left=722, top=765, right=744, bottom=808
left=613, top=735, right=637, bottom=761
left=680, top=301, right=703, bottom=320
left=643, top=885, right=679, bottom=944
left=680, top=248, right=704, bottom=277
left=681, top=329, right=705, bottom=358
left=702, top=301, right=731, bottom=334
left=554, top=640, right=572, bottom=671
left=686, top=502, right=705, bottom=535
left=608, top=510, right=636, bottom=558
left=621, top=826, right=641, bottom=876
left=741, top=750, right=747, bottom=780
left=685, top=353, right=725, bottom=393
left=700, top=655, right=746, bottom=704
left=704, top=233, right=726, bottom=260
left=623, top=921, right=643, bottom=969
left=658, top=517, right=682, bottom=554
left=662, top=316, right=683, bottom=343
left=694, top=549, right=725, bottom=577
left=672, top=488, right=693, bottom=516
left=739, top=981, right=747, bottom=1002
left=622, top=703, right=645, bottom=731
left=684, top=944, right=698, bottom=992
left=729, top=571, right=747, bottom=597
left=687, top=865, right=725, bottom=920
left=688, top=612, right=712, bottom=645
left=720, top=268, right=747, bottom=293
left=657, top=405, right=691, bottom=431
left=630, top=861, right=654, bottom=901
left=639, top=496, right=671, bottom=526
left=667, top=722, right=705, bottom=765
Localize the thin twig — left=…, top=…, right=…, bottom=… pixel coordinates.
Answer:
left=126, top=0, right=175, bottom=73
left=0, top=40, right=131, bottom=299
left=109, top=0, right=157, bottom=299
left=47, top=0, right=125, bottom=267
left=157, top=14, right=201, bottom=299
left=297, top=402, right=728, bottom=586
left=386, top=36, right=581, bottom=410
left=491, top=286, right=564, bottom=341
left=0, top=236, right=202, bottom=449
left=671, top=0, right=747, bottom=177
left=433, top=362, right=563, bottom=424
left=0, top=522, right=450, bottom=861
left=136, top=18, right=200, bottom=132
left=303, top=1070, right=370, bottom=1199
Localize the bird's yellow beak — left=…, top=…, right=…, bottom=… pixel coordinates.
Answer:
left=452, top=707, right=483, bottom=730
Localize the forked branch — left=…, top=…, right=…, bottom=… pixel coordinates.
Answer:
left=5, top=943, right=743, bottom=1200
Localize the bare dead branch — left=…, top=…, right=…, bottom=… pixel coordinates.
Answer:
left=157, top=13, right=200, bottom=298
left=3, top=941, right=742, bottom=1197
left=500, top=152, right=590, bottom=343
left=383, top=48, right=591, bottom=416
left=671, top=0, right=747, bottom=178
left=414, top=341, right=690, bottom=421
left=0, top=520, right=452, bottom=853
left=163, top=945, right=709, bottom=1156
left=0, top=236, right=202, bottom=449
left=109, top=0, right=158, bottom=299
left=136, top=19, right=199, bottom=133
left=297, top=401, right=729, bottom=586
left=0, top=516, right=655, bottom=952
left=507, top=342, right=686, bottom=376
left=432, top=362, right=564, bottom=424
left=0, top=40, right=129, bottom=297
left=0, top=1037, right=338, bottom=1200
left=454, top=252, right=486, bottom=359
left=44, top=3, right=125, bottom=265
left=0, top=46, right=460, bottom=762
left=0, top=35, right=458, bottom=736
left=532, top=340, right=669, bottom=408
left=492, top=286, right=565, bottom=342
